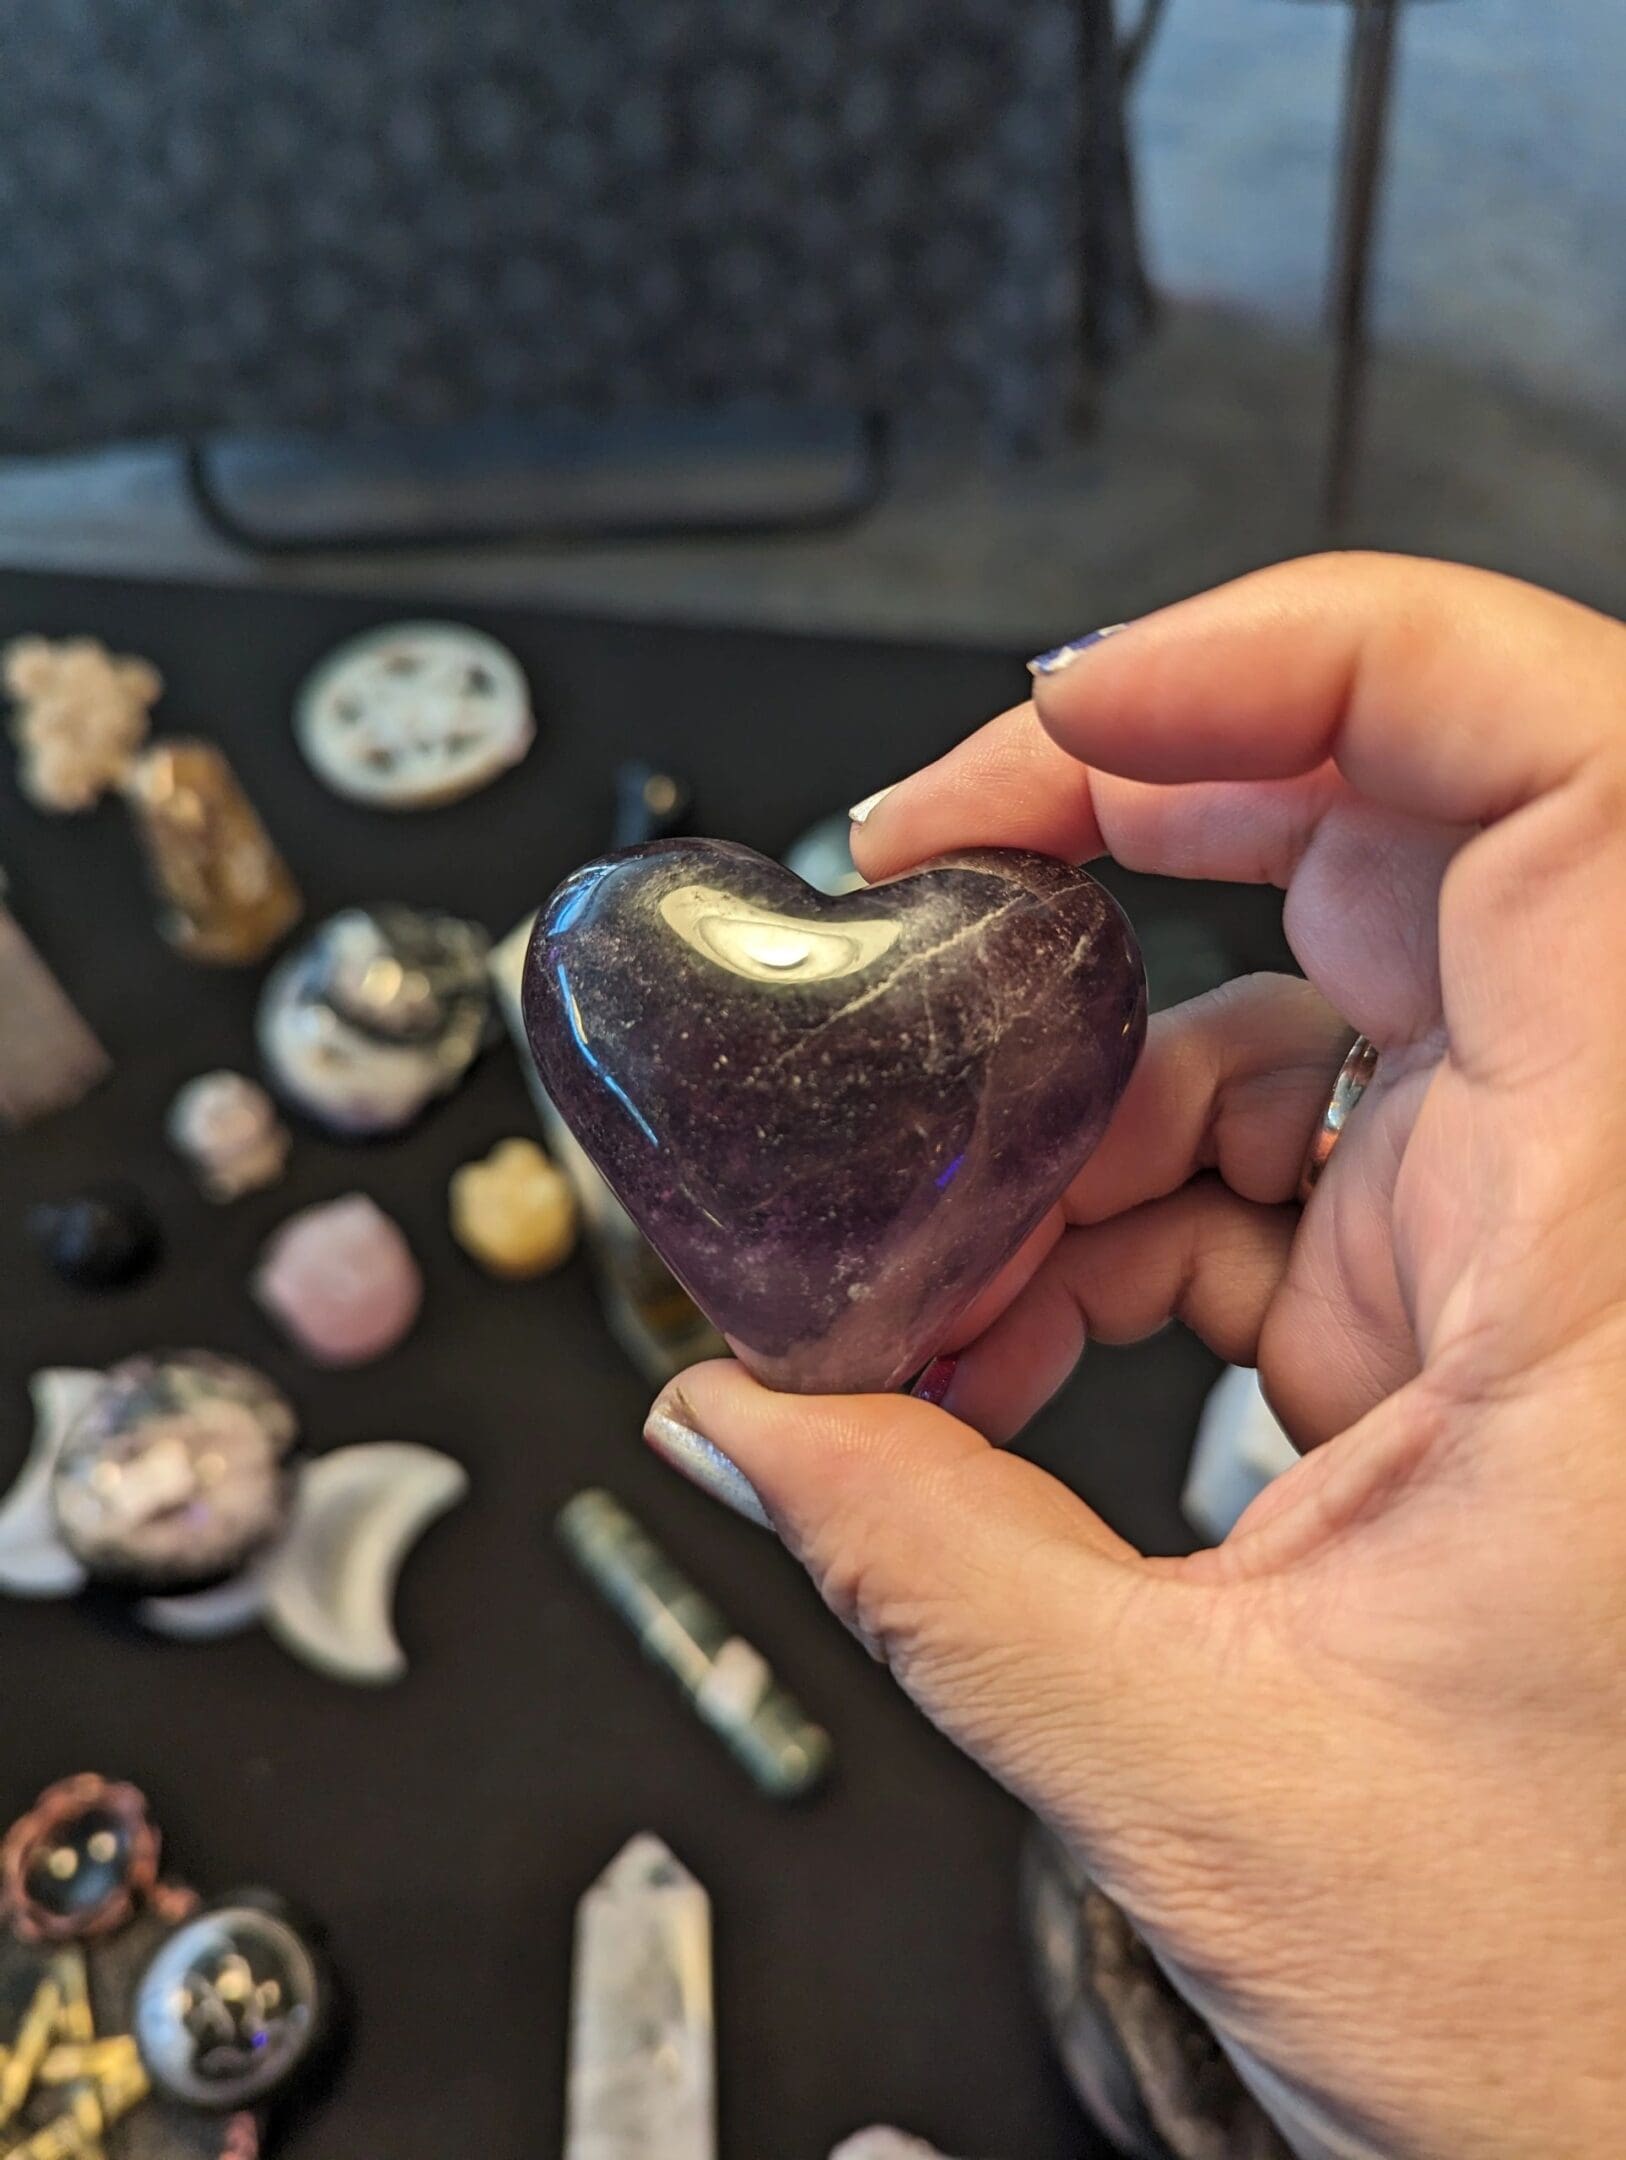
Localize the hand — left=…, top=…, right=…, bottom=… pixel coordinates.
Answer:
left=645, top=555, right=1626, bottom=2160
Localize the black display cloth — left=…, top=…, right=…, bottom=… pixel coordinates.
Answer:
left=0, top=570, right=1288, bottom=2159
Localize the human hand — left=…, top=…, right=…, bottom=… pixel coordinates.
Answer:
left=644, top=555, right=1626, bottom=2160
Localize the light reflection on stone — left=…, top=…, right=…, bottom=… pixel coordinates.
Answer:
left=658, top=883, right=900, bottom=984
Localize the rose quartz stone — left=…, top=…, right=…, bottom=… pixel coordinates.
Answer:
left=253, top=1194, right=423, bottom=1367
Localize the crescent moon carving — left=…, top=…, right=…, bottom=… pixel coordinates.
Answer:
left=261, top=1443, right=468, bottom=1685
left=0, top=1370, right=99, bottom=1598
left=140, top=1566, right=269, bottom=1641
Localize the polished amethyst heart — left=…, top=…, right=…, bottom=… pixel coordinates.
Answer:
left=523, top=840, right=1145, bottom=1393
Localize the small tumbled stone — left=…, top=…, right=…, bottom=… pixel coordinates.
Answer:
left=449, top=1137, right=578, bottom=1278
left=167, top=1069, right=291, bottom=1200
left=524, top=841, right=1145, bottom=1393
left=28, top=1184, right=162, bottom=1290
left=253, top=1194, right=423, bottom=1366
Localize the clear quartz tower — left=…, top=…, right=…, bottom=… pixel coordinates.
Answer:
left=564, top=1835, right=715, bottom=2160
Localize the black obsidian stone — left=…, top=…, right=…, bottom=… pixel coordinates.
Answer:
left=28, top=1184, right=162, bottom=1290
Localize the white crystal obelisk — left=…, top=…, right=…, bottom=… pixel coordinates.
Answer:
left=1182, top=1363, right=1300, bottom=1543
left=564, top=1834, right=715, bottom=2160
left=830, top=2134, right=967, bottom=2160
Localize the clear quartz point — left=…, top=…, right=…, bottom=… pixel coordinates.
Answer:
left=830, top=2137, right=967, bottom=2160
left=564, top=1834, right=715, bottom=2160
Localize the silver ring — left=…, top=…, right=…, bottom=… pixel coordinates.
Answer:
left=1297, top=1034, right=1378, bottom=1203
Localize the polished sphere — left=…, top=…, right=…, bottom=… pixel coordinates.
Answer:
left=134, top=1900, right=324, bottom=2108
left=28, top=1185, right=161, bottom=1290
left=51, top=1353, right=298, bottom=1593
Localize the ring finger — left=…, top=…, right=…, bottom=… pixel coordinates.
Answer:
left=949, top=1180, right=1299, bottom=1441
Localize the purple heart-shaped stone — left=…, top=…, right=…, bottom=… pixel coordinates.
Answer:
left=523, top=840, right=1146, bottom=1393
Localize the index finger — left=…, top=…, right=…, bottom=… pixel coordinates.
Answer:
left=1021, top=553, right=1625, bottom=823
left=854, top=553, right=1626, bottom=1078
left=856, top=554, right=1625, bottom=876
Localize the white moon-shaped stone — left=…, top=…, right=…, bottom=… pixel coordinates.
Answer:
left=139, top=1565, right=270, bottom=1641
left=0, top=1370, right=99, bottom=1597
left=262, top=1443, right=468, bottom=1685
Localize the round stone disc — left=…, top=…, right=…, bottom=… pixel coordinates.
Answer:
left=295, top=621, right=533, bottom=809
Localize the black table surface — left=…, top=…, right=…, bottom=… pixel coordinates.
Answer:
left=0, top=569, right=1289, bottom=2160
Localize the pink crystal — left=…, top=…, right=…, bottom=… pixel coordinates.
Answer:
left=253, top=1195, right=423, bottom=1367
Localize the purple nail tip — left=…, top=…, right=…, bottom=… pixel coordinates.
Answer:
left=910, top=1356, right=959, bottom=1407
left=1027, top=624, right=1129, bottom=676
left=523, top=840, right=1145, bottom=1395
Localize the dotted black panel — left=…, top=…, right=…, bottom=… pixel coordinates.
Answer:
left=0, top=1, right=1111, bottom=454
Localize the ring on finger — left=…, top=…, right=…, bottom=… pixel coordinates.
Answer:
left=1297, top=1034, right=1379, bottom=1203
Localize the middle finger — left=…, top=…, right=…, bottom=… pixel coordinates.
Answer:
left=1067, top=974, right=1354, bottom=1226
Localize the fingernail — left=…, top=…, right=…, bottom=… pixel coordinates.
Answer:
left=644, top=1389, right=773, bottom=1530
left=848, top=784, right=896, bottom=826
left=1026, top=623, right=1129, bottom=677
left=909, top=1355, right=959, bottom=1408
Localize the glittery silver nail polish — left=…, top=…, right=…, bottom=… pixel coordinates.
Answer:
left=847, top=784, right=896, bottom=826
left=644, top=1396, right=772, bottom=1530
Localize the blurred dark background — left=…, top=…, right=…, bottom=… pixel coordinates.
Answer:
left=1, top=0, right=1620, bottom=636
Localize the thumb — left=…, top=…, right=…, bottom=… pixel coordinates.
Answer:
left=645, top=1358, right=1241, bottom=1864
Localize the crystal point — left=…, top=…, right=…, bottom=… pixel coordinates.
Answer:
left=830, top=2136, right=968, bottom=2160
left=524, top=841, right=1146, bottom=1392
left=565, top=1834, right=714, bottom=2160
left=123, top=740, right=303, bottom=964
left=598, top=1830, right=696, bottom=1897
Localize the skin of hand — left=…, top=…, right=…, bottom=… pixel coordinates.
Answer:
left=646, top=555, right=1626, bottom=2160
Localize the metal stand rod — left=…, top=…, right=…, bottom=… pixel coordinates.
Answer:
left=1323, top=0, right=1402, bottom=529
